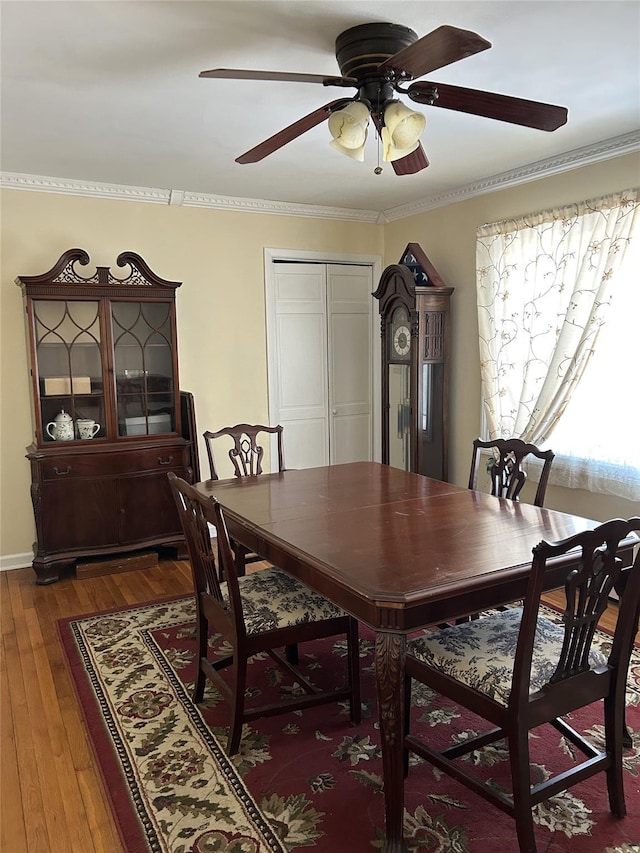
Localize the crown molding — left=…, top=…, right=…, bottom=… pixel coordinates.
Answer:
left=180, top=191, right=380, bottom=222
left=0, top=173, right=173, bottom=204
left=1, top=131, right=638, bottom=223
left=0, top=172, right=380, bottom=223
left=381, top=131, right=640, bottom=222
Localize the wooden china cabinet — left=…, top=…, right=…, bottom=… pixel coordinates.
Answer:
left=373, top=243, right=454, bottom=481
left=17, top=248, right=197, bottom=584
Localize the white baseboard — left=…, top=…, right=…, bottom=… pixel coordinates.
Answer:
left=0, top=553, right=33, bottom=572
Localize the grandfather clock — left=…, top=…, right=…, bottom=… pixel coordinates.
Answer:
left=373, top=243, right=454, bottom=480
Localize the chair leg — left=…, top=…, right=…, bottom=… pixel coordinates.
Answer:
left=285, top=644, right=299, bottom=665
left=347, top=618, right=361, bottom=725
left=227, top=655, right=248, bottom=755
left=604, top=693, right=627, bottom=817
left=510, top=730, right=537, bottom=853
left=233, top=541, right=248, bottom=577
left=193, top=611, right=208, bottom=703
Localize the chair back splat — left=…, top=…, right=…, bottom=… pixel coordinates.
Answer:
left=167, top=472, right=361, bottom=756
left=202, top=423, right=285, bottom=574
left=468, top=437, right=555, bottom=507
left=405, top=516, right=640, bottom=853
left=457, top=436, right=555, bottom=624
left=203, top=423, right=284, bottom=481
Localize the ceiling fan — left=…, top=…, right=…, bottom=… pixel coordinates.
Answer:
left=200, top=22, right=568, bottom=175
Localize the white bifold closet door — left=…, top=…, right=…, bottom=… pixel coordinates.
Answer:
left=268, top=262, right=373, bottom=471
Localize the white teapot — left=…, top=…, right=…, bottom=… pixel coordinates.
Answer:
left=46, top=409, right=75, bottom=441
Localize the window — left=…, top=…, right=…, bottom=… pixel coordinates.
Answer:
left=476, top=189, right=639, bottom=501
left=547, top=233, right=639, bottom=498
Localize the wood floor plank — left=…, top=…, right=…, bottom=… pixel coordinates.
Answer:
left=1, top=570, right=125, bottom=852
left=75, top=766, right=125, bottom=853
left=1, top=627, right=28, bottom=852
left=24, top=605, right=101, bottom=852
left=133, top=558, right=192, bottom=600
left=16, top=615, right=70, bottom=849
left=3, top=578, right=51, bottom=852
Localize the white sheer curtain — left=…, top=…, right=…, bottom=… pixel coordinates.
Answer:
left=476, top=188, right=639, bottom=501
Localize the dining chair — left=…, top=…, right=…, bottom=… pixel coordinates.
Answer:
left=468, top=437, right=555, bottom=507
left=203, top=422, right=284, bottom=481
left=203, top=423, right=285, bottom=576
left=167, top=472, right=362, bottom=755
left=404, top=516, right=640, bottom=853
left=454, top=437, right=556, bottom=625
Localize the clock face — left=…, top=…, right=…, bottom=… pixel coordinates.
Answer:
left=393, top=324, right=411, bottom=358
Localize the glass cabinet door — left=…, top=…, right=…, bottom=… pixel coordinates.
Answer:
left=111, top=301, right=175, bottom=437
left=418, top=307, right=448, bottom=480
left=387, top=305, right=412, bottom=471
left=388, top=363, right=411, bottom=470
left=34, top=300, right=105, bottom=442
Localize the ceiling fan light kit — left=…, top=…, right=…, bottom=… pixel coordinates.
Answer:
left=328, top=101, right=370, bottom=155
left=329, top=137, right=367, bottom=161
left=380, top=101, right=426, bottom=162
left=200, top=21, right=568, bottom=176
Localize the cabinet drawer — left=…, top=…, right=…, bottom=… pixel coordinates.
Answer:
left=39, top=445, right=188, bottom=480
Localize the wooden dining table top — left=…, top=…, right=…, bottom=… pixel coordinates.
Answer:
left=194, top=461, right=603, bottom=631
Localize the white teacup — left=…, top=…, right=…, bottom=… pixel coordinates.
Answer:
left=76, top=419, right=100, bottom=439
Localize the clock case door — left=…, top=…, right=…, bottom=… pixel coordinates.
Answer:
left=374, top=249, right=454, bottom=481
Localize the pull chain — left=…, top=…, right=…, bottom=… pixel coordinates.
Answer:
left=373, top=93, right=383, bottom=175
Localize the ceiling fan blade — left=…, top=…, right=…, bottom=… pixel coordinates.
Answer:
left=408, top=81, right=568, bottom=130
left=370, top=112, right=429, bottom=175
left=391, top=143, right=430, bottom=175
left=378, top=25, right=491, bottom=80
left=199, top=68, right=357, bottom=87
left=235, top=99, right=350, bottom=164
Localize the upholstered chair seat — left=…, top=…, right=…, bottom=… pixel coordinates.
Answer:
left=409, top=607, right=608, bottom=707
left=224, top=566, right=348, bottom=632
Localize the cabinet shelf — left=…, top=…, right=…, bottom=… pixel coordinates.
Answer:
left=41, top=392, right=105, bottom=399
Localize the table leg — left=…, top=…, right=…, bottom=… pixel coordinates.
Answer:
left=375, top=630, right=409, bottom=853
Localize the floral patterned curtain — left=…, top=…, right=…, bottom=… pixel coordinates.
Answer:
left=476, top=189, right=639, bottom=449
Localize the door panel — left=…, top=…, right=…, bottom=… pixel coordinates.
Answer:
left=332, top=413, right=371, bottom=464
left=269, top=261, right=372, bottom=469
left=273, top=265, right=329, bottom=470
left=283, top=419, right=330, bottom=469
left=118, top=471, right=181, bottom=543
left=41, top=479, right=119, bottom=551
left=277, top=315, right=327, bottom=409
left=328, top=266, right=372, bottom=464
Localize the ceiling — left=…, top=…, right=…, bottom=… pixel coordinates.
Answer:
left=1, top=1, right=639, bottom=217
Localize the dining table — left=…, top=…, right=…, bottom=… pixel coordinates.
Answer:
left=194, top=460, right=630, bottom=853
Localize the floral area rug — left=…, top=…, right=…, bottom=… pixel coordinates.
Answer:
left=59, top=596, right=640, bottom=853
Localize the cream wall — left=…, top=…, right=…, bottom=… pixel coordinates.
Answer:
left=2, top=154, right=639, bottom=565
left=384, top=152, right=640, bottom=521
left=0, top=189, right=382, bottom=561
